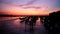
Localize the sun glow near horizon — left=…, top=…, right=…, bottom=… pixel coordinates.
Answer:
left=0, top=0, right=60, bottom=15
left=0, top=5, right=52, bottom=15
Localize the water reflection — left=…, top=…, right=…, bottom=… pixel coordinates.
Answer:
left=0, top=17, right=48, bottom=34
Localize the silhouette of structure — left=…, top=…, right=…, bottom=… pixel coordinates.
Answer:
left=19, top=16, right=39, bottom=34
left=43, top=11, right=60, bottom=34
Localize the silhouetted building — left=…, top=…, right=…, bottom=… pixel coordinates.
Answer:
left=43, top=11, right=60, bottom=34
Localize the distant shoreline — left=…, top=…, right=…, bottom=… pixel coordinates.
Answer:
left=0, top=14, right=49, bottom=17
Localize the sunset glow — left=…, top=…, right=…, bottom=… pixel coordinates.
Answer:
left=0, top=4, right=52, bottom=15
left=0, top=0, right=60, bottom=15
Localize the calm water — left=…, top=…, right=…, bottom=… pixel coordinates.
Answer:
left=0, top=17, right=48, bottom=34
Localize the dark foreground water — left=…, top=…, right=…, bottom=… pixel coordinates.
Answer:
left=0, top=17, right=48, bottom=34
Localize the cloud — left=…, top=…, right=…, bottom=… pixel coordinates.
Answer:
left=52, top=8, right=60, bottom=12
left=0, top=4, right=51, bottom=15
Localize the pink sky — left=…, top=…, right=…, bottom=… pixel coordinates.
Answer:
left=0, top=4, right=54, bottom=15
left=0, top=0, right=60, bottom=16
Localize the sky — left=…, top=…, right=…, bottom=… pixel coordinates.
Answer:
left=0, top=0, right=60, bottom=15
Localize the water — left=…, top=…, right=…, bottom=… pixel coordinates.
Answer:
left=0, top=17, right=48, bottom=34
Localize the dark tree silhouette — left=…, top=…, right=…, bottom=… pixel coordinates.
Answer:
left=43, top=11, right=60, bottom=34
